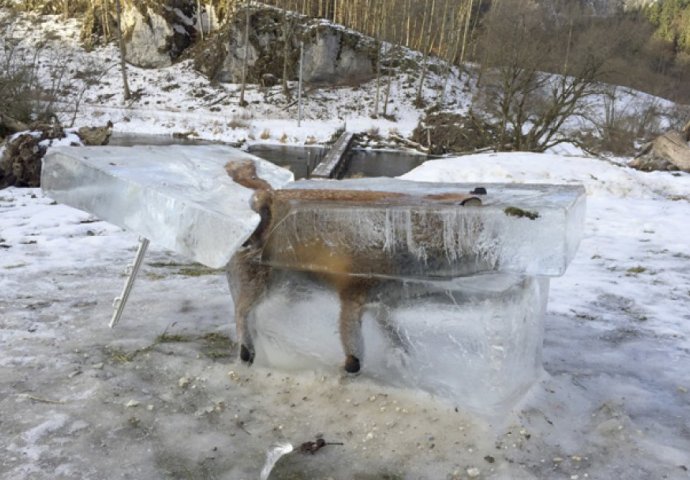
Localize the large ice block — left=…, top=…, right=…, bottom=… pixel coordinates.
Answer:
left=41, top=145, right=294, bottom=268
left=250, top=270, right=550, bottom=413
left=260, top=178, right=585, bottom=277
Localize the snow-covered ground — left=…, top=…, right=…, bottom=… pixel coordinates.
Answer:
left=2, top=8, right=471, bottom=147
left=2, top=6, right=690, bottom=480
left=2, top=151, right=689, bottom=479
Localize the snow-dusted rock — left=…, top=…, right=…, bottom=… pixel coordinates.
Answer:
left=123, top=6, right=174, bottom=68
left=204, top=8, right=375, bottom=86
left=301, top=25, right=374, bottom=84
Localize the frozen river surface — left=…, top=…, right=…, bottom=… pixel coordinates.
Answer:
left=1, top=152, right=689, bottom=479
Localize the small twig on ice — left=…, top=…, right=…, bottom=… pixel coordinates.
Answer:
left=236, top=420, right=251, bottom=435
left=298, top=438, right=344, bottom=455
left=20, top=393, right=65, bottom=404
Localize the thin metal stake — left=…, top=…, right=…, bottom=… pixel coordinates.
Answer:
left=110, top=237, right=149, bottom=328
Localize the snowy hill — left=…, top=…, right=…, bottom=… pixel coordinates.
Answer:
left=1, top=6, right=683, bottom=155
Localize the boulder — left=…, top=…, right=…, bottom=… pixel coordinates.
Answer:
left=302, top=25, right=374, bottom=84
left=122, top=6, right=175, bottom=68
left=77, top=122, right=113, bottom=146
left=631, top=130, right=690, bottom=173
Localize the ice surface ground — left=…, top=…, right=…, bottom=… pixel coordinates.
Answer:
left=42, top=145, right=294, bottom=268
left=2, top=6, right=690, bottom=479
left=1, top=152, right=689, bottom=479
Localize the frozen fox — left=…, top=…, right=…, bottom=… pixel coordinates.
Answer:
left=225, top=160, right=480, bottom=373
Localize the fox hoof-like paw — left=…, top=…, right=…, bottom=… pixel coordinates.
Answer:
left=240, top=344, right=255, bottom=365
left=344, top=355, right=361, bottom=374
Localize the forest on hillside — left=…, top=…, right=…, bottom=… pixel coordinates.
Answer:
left=5, top=0, right=690, bottom=103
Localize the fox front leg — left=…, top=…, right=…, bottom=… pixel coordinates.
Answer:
left=227, top=249, right=270, bottom=365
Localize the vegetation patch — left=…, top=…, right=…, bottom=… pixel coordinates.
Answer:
left=411, top=111, right=499, bottom=155
left=147, top=261, right=221, bottom=277
left=201, top=332, right=235, bottom=360
left=504, top=207, right=540, bottom=220
left=156, top=333, right=190, bottom=343
left=626, top=266, right=647, bottom=276
left=177, top=265, right=221, bottom=277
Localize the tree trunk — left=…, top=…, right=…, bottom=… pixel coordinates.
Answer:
left=115, top=0, right=131, bottom=101
left=459, top=0, right=472, bottom=63
left=282, top=9, right=293, bottom=102
left=239, top=0, right=250, bottom=107
left=102, top=0, right=111, bottom=41
left=197, top=0, right=204, bottom=41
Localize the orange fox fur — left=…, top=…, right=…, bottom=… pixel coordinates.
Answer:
left=225, top=160, right=478, bottom=373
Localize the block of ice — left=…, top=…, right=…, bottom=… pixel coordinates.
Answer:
left=250, top=269, right=550, bottom=413
left=260, top=178, right=586, bottom=277
left=41, top=145, right=293, bottom=268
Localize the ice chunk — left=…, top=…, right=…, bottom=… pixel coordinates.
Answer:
left=249, top=270, right=549, bottom=414
left=41, top=145, right=293, bottom=268
left=261, top=178, right=585, bottom=277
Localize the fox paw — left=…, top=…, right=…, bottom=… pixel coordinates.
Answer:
left=240, top=344, right=255, bottom=365
left=344, top=355, right=361, bottom=374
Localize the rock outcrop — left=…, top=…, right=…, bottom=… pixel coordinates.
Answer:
left=301, top=24, right=374, bottom=84
left=122, top=5, right=175, bottom=68
left=0, top=123, right=113, bottom=188
left=0, top=132, right=52, bottom=188
left=194, top=8, right=375, bottom=86
left=120, top=0, right=215, bottom=68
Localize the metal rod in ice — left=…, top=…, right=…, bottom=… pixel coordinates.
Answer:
left=110, top=237, right=150, bottom=328
left=259, top=442, right=294, bottom=480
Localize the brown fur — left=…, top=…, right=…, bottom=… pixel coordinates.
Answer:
left=225, top=160, right=478, bottom=372
left=226, top=161, right=377, bottom=371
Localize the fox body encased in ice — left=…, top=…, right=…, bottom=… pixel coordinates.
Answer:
left=225, top=160, right=480, bottom=373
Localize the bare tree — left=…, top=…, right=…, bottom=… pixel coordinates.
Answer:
left=115, top=0, right=130, bottom=100
left=196, top=0, right=205, bottom=41
left=281, top=1, right=298, bottom=102
left=238, top=0, right=250, bottom=107
left=415, top=0, right=437, bottom=107
left=472, top=0, right=608, bottom=152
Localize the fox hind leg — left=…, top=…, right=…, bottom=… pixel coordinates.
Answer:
left=338, top=279, right=375, bottom=373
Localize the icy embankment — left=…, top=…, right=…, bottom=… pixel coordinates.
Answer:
left=1, top=152, right=689, bottom=479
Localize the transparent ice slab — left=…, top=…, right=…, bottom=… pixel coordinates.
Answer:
left=249, top=270, right=549, bottom=414
left=261, top=178, right=586, bottom=277
left=41, top=145, right=294, bottom=268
